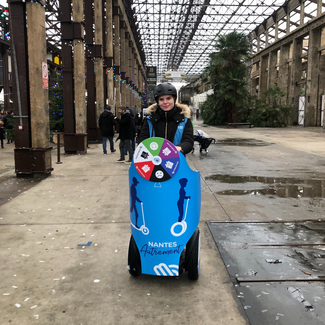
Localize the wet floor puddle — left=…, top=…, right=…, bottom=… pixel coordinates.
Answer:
left=208, top=221, right=325, bottom=325
left=205, top=174, right=325, bottom=198
left=216, top=138, right=272, bottom=146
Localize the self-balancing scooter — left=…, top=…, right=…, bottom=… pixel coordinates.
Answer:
left=127, top=137, right=201, bottom=280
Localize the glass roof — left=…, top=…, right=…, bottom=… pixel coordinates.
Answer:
left=131, top=0, right=286, bottom=77
left=42, top=0, right=288, bottom=78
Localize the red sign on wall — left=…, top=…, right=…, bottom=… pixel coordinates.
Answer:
left=42, top=62, right=48, bottom=89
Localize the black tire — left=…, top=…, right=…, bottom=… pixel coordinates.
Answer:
left=178, top=248, right=186, bottom=275
left=186, top=230, right=200, bottom=280
left=128, top=235, right=141, bottom=276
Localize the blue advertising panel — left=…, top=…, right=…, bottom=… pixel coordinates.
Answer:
left=129, top=138, right=201, bottom=276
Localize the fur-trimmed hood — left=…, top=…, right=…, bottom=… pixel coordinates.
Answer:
left=146, top=102, right=191, bottom=119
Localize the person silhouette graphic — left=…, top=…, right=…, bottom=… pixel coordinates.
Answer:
left=130, top=177, right=142, bottom=228
left=177, top=178, right=190, bottom=222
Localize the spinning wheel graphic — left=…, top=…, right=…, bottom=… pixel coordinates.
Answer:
left=133, top=138, right=180, bottom=182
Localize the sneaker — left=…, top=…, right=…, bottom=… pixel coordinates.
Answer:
left=111, top=149, right=116, bottom=153
left=116, top=158, right=125, bottom=162
left=125, top=159, right=132, bottom=163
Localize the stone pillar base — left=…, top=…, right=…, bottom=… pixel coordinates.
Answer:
left=64, top=133, right=88, bottom=154
left=14, top=147, right=53, bottom=176
left=87, top=127, right=102, bottom=143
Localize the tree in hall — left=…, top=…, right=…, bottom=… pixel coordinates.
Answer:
left=201, top=31, right=252, bottom=125
left=48, top=69, right=64, bottom=132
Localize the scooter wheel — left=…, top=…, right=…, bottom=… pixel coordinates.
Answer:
left=128, top=235, right=141, bottom=276
left=187, top=230, right=200, bottom=280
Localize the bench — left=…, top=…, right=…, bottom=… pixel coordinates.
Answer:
left=227, top=123, right=252, bottom=128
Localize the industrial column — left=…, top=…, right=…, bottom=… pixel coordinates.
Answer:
left=85, top=0, right=97, bottom=142
left=124, top=32, right=131, bottom=108
left=120, top=20, right=127, bottom=106
left=259, top=55, right=269, bottom=97
left=59, top=0, right=87, bottom=153
left=267, top=51, right=278, bottom=88
left=126, top=34, right=133, bottom=108
left=305, top=28, right=321, bottom=126
left=138, top=66, right=142, bottom=109
left=129, top=43, right=134, bottom=107
left=9, top=0, right=52, bottom=176
left=72, top=0, right=87, bottom=152
left=113, top=5, right=121, bottom=109
left=279, top=44, right=290, bottom=98
left=133, top=57, right=138, bottom=108
left=94, top=0, right=104, bottom=129
left=319, top=30, right=325, bottom=128
left=105, top=0, right=114, bottom=111
left=289, top=38, right=303, bottom=125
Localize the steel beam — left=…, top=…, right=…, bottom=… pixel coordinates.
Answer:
left=8, top=1, right=30, bottom=149
left=9, top=1, right=53, bottom=176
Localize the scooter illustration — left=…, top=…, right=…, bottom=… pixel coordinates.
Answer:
left=130, top=177, right=149, bottom=235
left=171, top=178, right=191, bottom=237
left=127, top=138, right=201, bottom=280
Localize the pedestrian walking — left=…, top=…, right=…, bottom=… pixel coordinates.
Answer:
left=134, top=111, right=143, bottom=143
left=98, top=105, right=116, bottom=154
left=0, top=118, right=4, bottom=148
left=3, top=111, right=13, bottom=144
left=139, top=82, right=193, bottom=154
left=127, top=107, right=137, bottom=153
left=114, top=106, right=134, bottom=163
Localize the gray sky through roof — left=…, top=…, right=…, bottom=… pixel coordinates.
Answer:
left=2, top=0, right=289, bottom=78
left=131, top=0, right=286, bottom=77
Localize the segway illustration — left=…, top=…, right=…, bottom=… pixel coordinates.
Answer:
left=128, top=137, right=201, bottom=280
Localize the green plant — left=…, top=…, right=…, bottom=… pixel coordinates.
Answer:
left=201, top=93, right=227, bottom=125
left=248, top=86, right=291, bottom=127
left=201, top=31, right=252, bottom=125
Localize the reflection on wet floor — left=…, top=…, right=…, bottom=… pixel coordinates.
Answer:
left=215, top=138, right=272, bottom=146
left=205, top=174, right=325, bottom=198
left=208, top=221, right=325, bottom=325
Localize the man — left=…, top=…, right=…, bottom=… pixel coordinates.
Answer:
left=114, top=106, right=133, bottom=163
left=98, top=105, right=116, bottom=154
left=3, top=110, right=14, bottom=144
left=0, top=117, right=4, bottom=148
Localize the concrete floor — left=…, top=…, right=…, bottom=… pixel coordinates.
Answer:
left=0, top=123, right=325, bottom=325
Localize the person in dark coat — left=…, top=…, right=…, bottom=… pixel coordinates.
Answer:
left=98, top=105, right=116, bottom=154
left=114, top=106, right=134, bottom=163
left=0, top=117, right=4, bottom=148
left=3, top=111, right=14, bottom=144
left=134, top=111, right=143, bottom=143
left=125, top=107, right=137, bottom=153
left=139, top=82, right=194, bottom=154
